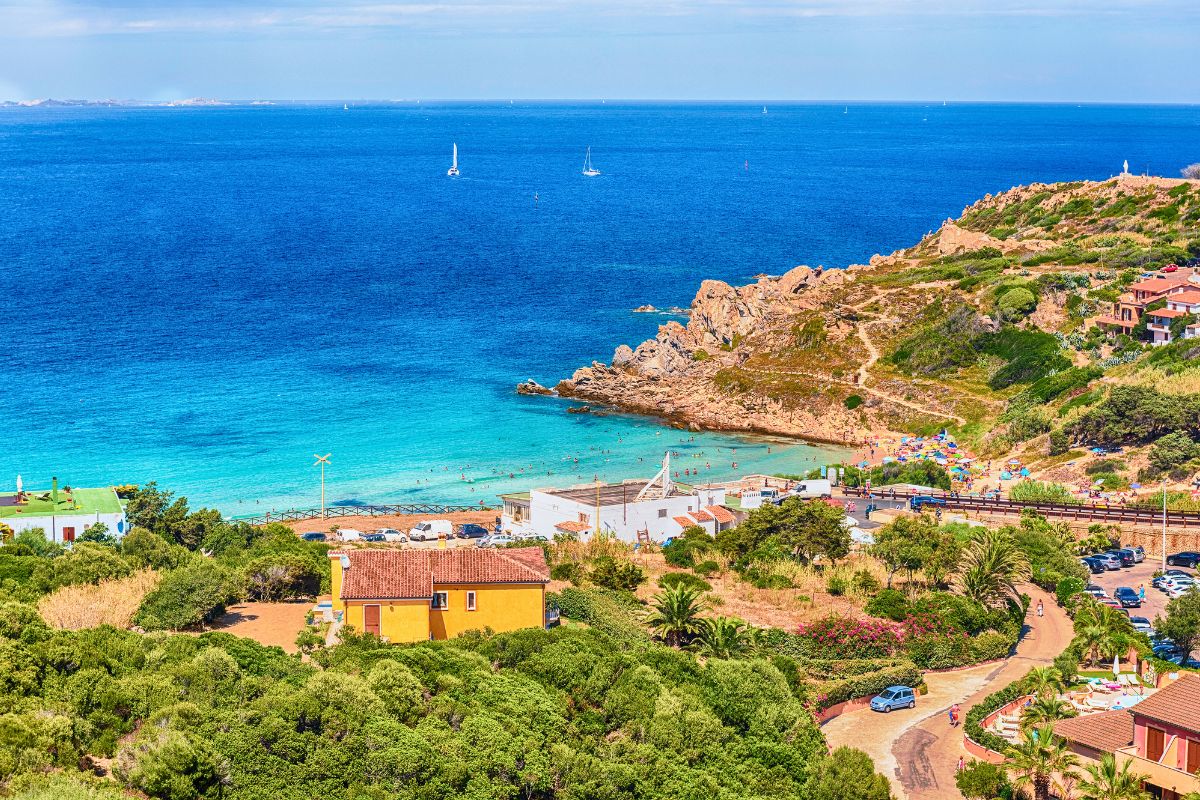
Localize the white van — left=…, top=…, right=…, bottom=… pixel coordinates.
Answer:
left=338, top=528, right=365, bottom=542
left=791, top=480, right=833, bottom=499
left=408, top=519, right=453, bottom=542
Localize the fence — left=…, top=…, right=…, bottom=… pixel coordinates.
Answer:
left=233, top=504, right=497, bottom=527
left=841, top=486, right=1200, bottom=528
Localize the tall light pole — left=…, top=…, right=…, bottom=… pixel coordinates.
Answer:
left=314, top=453, right=331, bottom=519
left=1162, top=478, right=1168, bottom=572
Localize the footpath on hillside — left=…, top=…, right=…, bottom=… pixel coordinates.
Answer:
left=822, top=585, right=1071, bottom=800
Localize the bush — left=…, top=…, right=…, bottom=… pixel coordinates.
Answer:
left=956, top=761, right=1010, bottom=800
left=658, top=572, right=712, bottom=593
left=965, top=679, right=1026, bottom=753
left=1009, top=481, right=1077, bottom=504
left=588, top=556, right=646, bottom=592
left=692, top=559, right=720, bottom=576
left=826, top=576, right=847, bottom=596
left=550, top=587, right=650, bottom=643
left=851, top=570, right=881, bottom=595
left=996, top=287, right=1037, bottom=320
left=1048, top=429, right=1070, bottom=456
left=1056, top=576, right=1086, bottom=607
left=844, top=395, right=864, bottom=410
left=135, top=562, right=239, bottom=631
left=865, top=589, right=909, bottom=622
left=971, top=630, right=1016, bottom=662
left=549, top=562, right=583, bottom=584
left=1148, top=431, right=1199, bottom=475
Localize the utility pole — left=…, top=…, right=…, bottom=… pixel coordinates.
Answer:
left=1162, top=478, right=1168, bottom=572
left=314, top=453, right=331, bottom=519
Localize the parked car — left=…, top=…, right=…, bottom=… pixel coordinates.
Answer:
left=1166, top=583, right=1197, bottom=599
left=515, top=532, right=550, bottom=542
left=1097, top=596, right=1123, bottom=609
left=1094, top=553, right=1122, bottom=571
left=1080, top=557, right=1107, bottom=575
left=362, top=532, right=386, bottom=542
left=299, top=531, right=326, bottom=542
left=909, top=496, right=947, bottom=511
left=1127, top=545, right=1145, bottom=563
left=1106, top=549, right=1135, bottom=567
left=456, top=523, right=490, bottom=539
left=478, top=534, right=515, bottom=548
left=870, top=686, right=916, bottom=713
left=1129, top=616, right=1153, bottom=634
left=408, top=520, right=453, bottom=542
left=374, top=528, right=407, bottom=543
left=1114, top=587, right=1141, bottom=608
left=1152, top=569, right=1192, bottom=588
left=1167, top=552, right=1200, bottom=568
left=1160, top=576, right=1195, bottom=593
left=1084, top=585, right=1108, bottom=599
left=337, top=528, right=364, bottom=542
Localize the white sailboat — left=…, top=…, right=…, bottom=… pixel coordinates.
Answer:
left=447, top=143, right=460, bottom=177
left=762, top=105, right=768, bottom=115
left=343, top=103, right=348, bottom=111
left=582, top=147, right=601, bottom=177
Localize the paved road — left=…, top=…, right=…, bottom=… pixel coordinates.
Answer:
left=823, top=585, right=1072, bottom=800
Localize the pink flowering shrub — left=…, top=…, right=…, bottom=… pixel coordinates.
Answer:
left=793, top=617, right=902, bottom=659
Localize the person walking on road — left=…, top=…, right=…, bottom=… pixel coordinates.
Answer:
left=956, top=756, right=965, bottom=773
left=1036, top=600, right=1044, bottom=618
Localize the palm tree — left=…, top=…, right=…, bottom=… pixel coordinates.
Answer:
left=1075, top=754, right=1150, bottom=800
left=1020, top=695, right=1076, bottom=731
left=690, top=616, right=758, bottom=658
left=644, top=586, right=708, bottom=647
left=1022, top=666, right=1067, bottom=699
left=1005, top=724, right=1079, bottom=800
left=1073, top=600, right=1135, bottom=667
left=957, top=528, right=1031, bottom=609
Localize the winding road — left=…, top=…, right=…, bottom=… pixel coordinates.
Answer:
left=822, top=585, right=1072, bottom=800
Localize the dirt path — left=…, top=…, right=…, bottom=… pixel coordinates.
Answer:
left=823, top=585, right=1072, bottom=800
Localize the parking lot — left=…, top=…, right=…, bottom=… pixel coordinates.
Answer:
left=1087, top=557, right=1195, bottom=622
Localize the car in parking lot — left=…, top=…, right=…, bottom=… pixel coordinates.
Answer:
left=362, top=532, right=386, bottom=542
left=478, top=534, right=515, bottom=548
left=1153, top=570, right=1193, bottom=588
left=1084, top=586, right=1109, bottom=600
left=456, top=523, right=490, bottom=539
left=1114, top=587, right=1141, bottom=608
left=1167, top=552, right=1200, bottom=568
left=1097, top=596, right=1123, bottom=609
left=870, top=685, right=917, bottom=713
left=1159, top=575, right=1195, bottom=592
left=1080, top=557, right=1107, bottom=574
left=337, top=528, right=364, bottom=542
left=1106, top=549, right=1135, bottom=567
left=1127, top=545, right=1145, bottom=563
left=1166, top=583, right=1197, bottom=599
left=1093, top=553, right=1122, bottom=571
left=1129, top=616, right=1153, bottom=634
left=408, top=520, right=453, bottom=542
left=299, top=531, right=326, bottom=542
left=373, top=528, right=407, bottom=543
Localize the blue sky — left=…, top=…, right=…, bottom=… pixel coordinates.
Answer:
left=0, top=0, right=1197, bottom=102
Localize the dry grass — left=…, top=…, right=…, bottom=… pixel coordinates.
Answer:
left=38, top=569, right=160, bottom=630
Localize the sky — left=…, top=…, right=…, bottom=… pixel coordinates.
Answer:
left=0, top=0, right=1197, bottom=103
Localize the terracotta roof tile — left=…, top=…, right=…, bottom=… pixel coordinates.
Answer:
left=673, top=516, right=695, bottom=528
left=1131, top=673, right=1200, bottom=734
left=335, top=547, right=548, bottom=600
left=1131, top=277, right=1191, bottom=293
left=706, top=505, right=735, bottom=524
left=1150, top=308, right=1186, bottom=319
left=554, top=520, right=592, bottom=534
left=690, top=510, right=714, bottom=522
left=1168, top=289, right=1200, bottom=305
left=1053, top=710, right=1134, bottom=753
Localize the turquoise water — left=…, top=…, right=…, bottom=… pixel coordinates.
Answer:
left=1, top=102, right=1196, bottom=513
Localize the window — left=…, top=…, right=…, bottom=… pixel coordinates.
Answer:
left=467, top=591, right=477, bottom=611
left=658, top=509, right=667, bottom=518
left=62, top=527, right=75, bottom=543
left=431, top=591, right=448, bottom=610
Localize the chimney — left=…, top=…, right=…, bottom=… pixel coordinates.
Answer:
left=51, top=477, right=59, bottom=505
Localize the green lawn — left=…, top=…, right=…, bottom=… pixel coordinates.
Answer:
left=0, top=487, right=122, bottom=519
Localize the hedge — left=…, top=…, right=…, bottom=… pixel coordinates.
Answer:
left=550, top=587, right=650, bottom=643
left=812, top=663, right=926, bottom=711
left=964, top=679, right=1027, bottom=754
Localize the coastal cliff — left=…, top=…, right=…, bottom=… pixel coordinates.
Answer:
left=553, top=174, right=1200, bottom=459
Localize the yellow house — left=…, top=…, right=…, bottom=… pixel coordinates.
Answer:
left=329, top=546, right=550, bottom=642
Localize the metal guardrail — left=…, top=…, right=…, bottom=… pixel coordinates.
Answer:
left=841, top=487, right=1200, bottom=527
left=234, top=504, right=498, bottom=526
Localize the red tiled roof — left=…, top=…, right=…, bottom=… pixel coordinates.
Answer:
left=1131, top=673, right=1200, bottom=734
left=1095, top=316, right=1133, bottom=328
left=334, top=547, right=549, bottom=600
left=1168, top=288, right=1200, bottom=305
left=1149, top=308, right=1186, bottom=319
left=554, top=520, right=592, bottom=534
left=673, top=515, right=694, bottom=528
left=706, top=505, right=735, bottom=524
left=1053, top=710, right=1134, bottom=753
left=690, top=510, right=714, bottom=522
left=1131, top=277, right=1190, bottom=293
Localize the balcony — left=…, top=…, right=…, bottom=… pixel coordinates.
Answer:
left=1115, top=746, right=1200, bottom=797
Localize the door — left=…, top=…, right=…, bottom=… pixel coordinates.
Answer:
left=1147, top=726, right=1165, bottom=761
left=363, top=605, right=381, bottom=636
left=62, top=527, right=75, bottom=543
left=1188, top=739, right=1200, bottom=774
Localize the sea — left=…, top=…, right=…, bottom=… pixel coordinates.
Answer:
left=1, top=102, right=1197, bottom=515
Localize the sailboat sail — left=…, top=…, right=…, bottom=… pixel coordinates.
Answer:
left=447, top=143, right=459, bottom=176
left=582, top=147, right=601, bottom=176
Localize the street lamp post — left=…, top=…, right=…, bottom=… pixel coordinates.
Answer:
left=1162, top=478, right=1168, bottom=572
left=314, top=453, right=331, bottom=519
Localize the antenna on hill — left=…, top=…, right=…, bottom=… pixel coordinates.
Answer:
left=635, top=452, right=673, bottom=502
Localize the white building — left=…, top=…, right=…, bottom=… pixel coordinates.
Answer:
left=0, top=479, right=128, bottom=544
left=499, top=456, right=735, bottom=543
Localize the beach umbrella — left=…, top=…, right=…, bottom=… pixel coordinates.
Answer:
left=859, top=461, right=869, bottom=468
left=1020, top=468, right=1030, bottom=477
left=1009, top=458, right=1021, bottom=465
left=15, top=475, right=20, bottom=494
left=1112, top=655, right=1120, bottom=678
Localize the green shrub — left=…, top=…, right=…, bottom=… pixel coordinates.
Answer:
left=1056, top=576, right=1086, bottom=607
left=851, top=570, right=881, bottom=595
left=956, top=761, right=1010, bottom=800
left=1008, top=481, right=1077, bottom=504
left=658, top=572, right=712, bottom=593
left=996, top=287, right=1037, bottom=320
left=588, top=556, right=646, bottom=592
left=844, top=395, right=864, bottom=410
left=135, top=562, right=239, bottom=631
left=1048, top=429, right=1070, bottom=456
left=549, top=562, right=583, bottom=584
left=826, top=576, right=847, bottom=596
left=551, top=587, right=650, bottom=643
left=865, top=589, right=909, bottom=622
left=692, top=560, right=720, bottom=577
left=971, top=631, right=1016, bottom=662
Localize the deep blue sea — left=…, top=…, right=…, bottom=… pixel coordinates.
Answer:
left=1, top=102, right=1197, bottom=514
